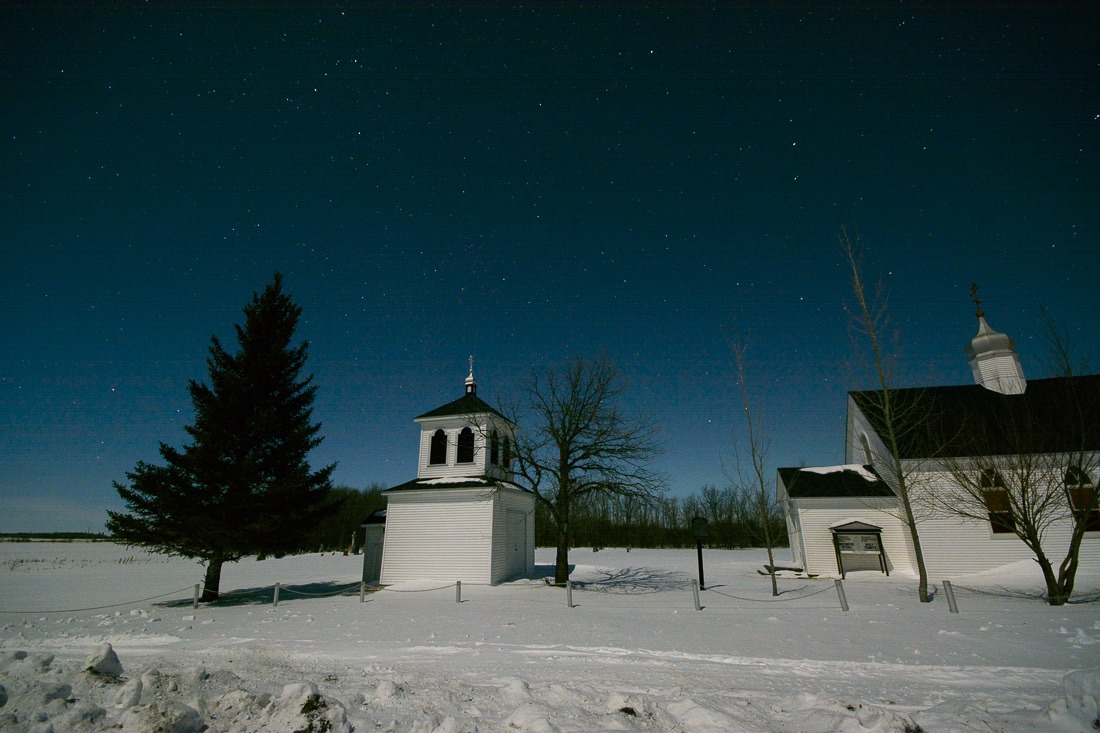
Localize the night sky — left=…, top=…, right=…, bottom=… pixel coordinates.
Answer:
left=3, top=4, right=1096, bottom=532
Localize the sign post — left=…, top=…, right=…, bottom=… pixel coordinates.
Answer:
left=691, top=516, right=709, bottom=591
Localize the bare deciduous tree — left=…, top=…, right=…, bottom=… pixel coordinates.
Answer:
left=726, top=339, right=785, bottom=595
left=508, top=356, right=666, bottom=584
left=841, top=228, right=933, bottom=603
left=933, top=333, right=1099, bottom=606
left=1038, top=305, right=1093, bottom=379
left=937, top=446, right=1097, bottom=606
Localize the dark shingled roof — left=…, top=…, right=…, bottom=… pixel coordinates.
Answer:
left=778, top=465, right=894, bottom=498
left=850, top=374, right=1100, bottom=459
left=415, top=392, right=507, bottom=421
left=384, top=476, right=530, bottom=493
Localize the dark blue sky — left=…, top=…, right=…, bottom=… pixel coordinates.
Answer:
left=2, top=4, right=1096, bottom=531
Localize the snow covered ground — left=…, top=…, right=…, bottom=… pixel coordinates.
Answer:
left=1, top=542, right=1098, bottom=732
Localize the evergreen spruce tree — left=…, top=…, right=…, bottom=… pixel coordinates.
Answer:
left=108, top=274, right=335, bottom=600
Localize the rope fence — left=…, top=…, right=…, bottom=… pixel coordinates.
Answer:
left=946, top=581, right=1100, bottom=605
left=378, top=583, right=457, bottom=593
left=4, top=573, right=1089, bottom=616
left=0, top=586, right=198, bottom=615
left=279, top=582, right=362, bottom=597
left=0, top=576, right=841, bottom=615
left=950, top=583, right=1036, bottom=599
left=708, top=583, right=837, bottom=603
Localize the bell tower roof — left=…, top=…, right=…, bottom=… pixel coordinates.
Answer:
left=963, top=314, right=1017, bottom=360
left=414, top=360, right=508, bottom=422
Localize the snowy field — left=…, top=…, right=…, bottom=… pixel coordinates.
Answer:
left=1, top=542, right=1098, bottom=732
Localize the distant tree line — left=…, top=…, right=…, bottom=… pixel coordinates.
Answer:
left=533, top=484, right=788, bottom=550
left=304, top=484, right=387, bottom=553
left=0, top=532, right=111, bottom=542
left=305, top=482, right=786, bottom=554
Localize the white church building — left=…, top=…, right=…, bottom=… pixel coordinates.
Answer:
left=779, top=306, right=1100, bottom=579
left=378, top=365, right=536, bottom=585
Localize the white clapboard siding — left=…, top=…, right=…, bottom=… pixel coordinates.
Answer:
left=490, top=489, right=537, bottom=583
left=416, top=430, right=437, bottom=476
left=790, top=497, right=913, bottom=576
left=417, top=427, right=487, bottom=480
left=785, top=510, right=804, bottom=568
left=792, top=478, right=1100, bottom=578
left=909, top=474, right=1100, bottom=577
left=416, top=417, right=514, bottom=480
left=380, top=489, right=495, bottom=584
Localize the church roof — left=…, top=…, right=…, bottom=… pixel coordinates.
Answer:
left=850, top=374, right=1100, bottom=459
left=414, top=392, right=507, bottom=421
left=779, top=465, right=894, bottom=498
left=384, top=476, right=530, bottom=493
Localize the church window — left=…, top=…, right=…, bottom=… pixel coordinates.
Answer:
left=1066, top=466, right=1100, bottom=532
left=429, top=429, right=447, bottom=465
left=490, top=430, right=500, bottom=465
left=457, top=427, right=475, bottom=464
left=979, top=468, right=1014, bottom=534
left=503, top=437, right=512, bottom=470
left=859, top=433, right=873, bottom=464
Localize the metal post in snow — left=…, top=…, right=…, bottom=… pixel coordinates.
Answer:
left=834, top=579, right=849, bottom=612
left=360, top=582, right=366, bottom=603
left=456, top=580, right=462, bottom=604
left=692, top=578, right=702, bottom=611
left=273, top=582, right=280, bottom=608
left=566, top=580, right=573, bottom=608
left=691, top=517, right=709, bottom=590
left=193, top=584, right=200, bottom=609
left=943, top=580, right=959, bottom=613
left=696, top=542, right=706, bottom=590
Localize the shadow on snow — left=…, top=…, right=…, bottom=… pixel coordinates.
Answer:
left=159, top=580, right=366, bottom=608
left=571, top=566, right=693, bottom=595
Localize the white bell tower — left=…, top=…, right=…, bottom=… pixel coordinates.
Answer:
left=412, top=359, right=516, bottom=480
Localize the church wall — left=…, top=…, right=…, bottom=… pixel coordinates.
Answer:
left=905, top=468, right=1100, bottom=578
left=833, top=406, right=1100, bottom=579
left=490, top=488, right=537, bottom=583
left=776, top=472, right=806, bottom=568
left=380, top=488, right=495, bottom=584
left=784, top=510, right=803, bottom=568
left=788, top=486, right=1100, bottom=579
left=787, top=497, right=910, bottom=576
